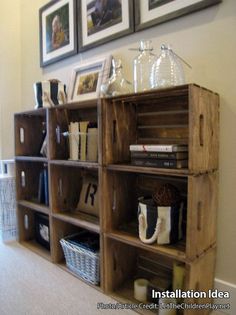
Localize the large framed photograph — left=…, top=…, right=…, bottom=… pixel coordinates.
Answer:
left=78, top=0, right=134, bottom=52
left=39, top=0, right=77, bottom=67
left=135, top=0, right=222, bottom=31
left=67, top=55, right=112, bottom=102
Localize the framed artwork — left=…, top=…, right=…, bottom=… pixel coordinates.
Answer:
left=78, top=0, right=134, bottom=52
left=39, top=0, right=77, bottom=67
left=67, top=55, right=112, bottom=102
left=135, top=0, right=222, bottom=31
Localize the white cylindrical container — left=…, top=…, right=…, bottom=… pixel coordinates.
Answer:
left=134, top=278, right=149, bottom=302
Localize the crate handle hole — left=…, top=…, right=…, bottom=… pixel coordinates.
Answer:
left=21, top=171, right=26, bottom=187
left=199, top=114, right=204, bottom=147
left=24, top=214, right=29, bottom=230
left=197, top=201, right=202, bottom=231
left=58, top=178, right=63, bottom=196
left=112, top=188, right=116, bottom=212
left=56, top=125, right=61, bottom=144
left=20, top=128, right=24, bottom=144
left=112, top=120, right=116, bottom=144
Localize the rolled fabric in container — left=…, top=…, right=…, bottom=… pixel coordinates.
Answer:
left=134, top=278, right=149, bottom=302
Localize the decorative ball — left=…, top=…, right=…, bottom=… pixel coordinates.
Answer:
left=153, top=183, right=180, bottom=206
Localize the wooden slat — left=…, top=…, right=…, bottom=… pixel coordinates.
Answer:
left=186, top=173, right=218, bottom=260
left=106, top=231, right=186, bottom=262
left=18, top=200, right=50, bottom=215
left=15, top=156, right=48, bottom=162
left=137, top=99, right=188, bottom=113
left=56, top=99, right=98, bottom=109
left=106, top=84, right=190, bottom=103
left=14, top=108, right=46, bottom=116
left=184, top=248, right=216, bottom=315
left=138, top=126, right=188, bottom=139
left=107, top=164, right=190, bottom=177
left=138, top=111, right=188, bottom=126
left=189, top=85, right=219, bottom=172
left=52, top=212, right=100, bottom=234
left=50, top=159, right=99, bottom=170
left=137, top=137, right=188, bottom=145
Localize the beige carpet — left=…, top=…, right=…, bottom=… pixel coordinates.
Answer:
left=0, top=241, right=222, bottom=315
left=0, top=241, right=135, bottom=315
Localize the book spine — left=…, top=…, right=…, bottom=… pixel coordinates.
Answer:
left=44, top=168, right=49, bottom=206
left=38, top=171, right=45, bottom=204
left=130, top=151, right=187, bottom=159
left=131, top=159, right=186, bottom=168
left=129, top=145, right=175, bottom=152
left=79, top=121, right=89, bottom=161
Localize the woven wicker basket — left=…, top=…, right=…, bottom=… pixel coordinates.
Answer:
left=60, top=233, right=100, bottom=285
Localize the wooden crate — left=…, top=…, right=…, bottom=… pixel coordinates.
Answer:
left=17, top=206, right=52, bottom=261
left=104, top=236, right=216, bottom=315
left=14, top=109, right=47, bottom=157
left=14, top=85, right=219, bottom=315
left=49, top=163, right=100, bottom=233
left=15, top=161, right=49, bottom=206
left=102, top=84, right=219, bottom=174
left=48, top=102, right=99, bottom=161
left=101, top=169, right=217, bottom=261
left=51, top=217, right=103, bottom=290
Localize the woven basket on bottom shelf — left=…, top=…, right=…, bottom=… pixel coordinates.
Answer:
left=60, top=233, right=100, bottom=285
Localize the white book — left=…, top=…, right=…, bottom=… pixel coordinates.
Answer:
left=69, top=122, right=79, bottom=160
left=87, top=128, right=98, bottom=162
left=129, top=144, right=188, bottom=153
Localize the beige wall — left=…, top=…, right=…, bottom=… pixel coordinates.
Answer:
left=0, top=1, right=21, bottom=159
left=13, top=0, right=236, bottom=286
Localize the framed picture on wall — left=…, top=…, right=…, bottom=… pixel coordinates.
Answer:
left=67, top=55, right=112, bottom=102
left=135, top=0, right=222, bottom=31
left=78, top=0, right=134, bottom=52
left=39, top=0, right=77, bottom=67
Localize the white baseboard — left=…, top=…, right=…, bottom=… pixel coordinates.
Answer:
left=214, top=278, right=236, bottom=314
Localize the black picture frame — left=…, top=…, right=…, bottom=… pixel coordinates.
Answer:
left=78, top=0, right=134, bottom=52
left=135, top=0, right=222, bottom=32
left=39, top=0, right=78, bottom=67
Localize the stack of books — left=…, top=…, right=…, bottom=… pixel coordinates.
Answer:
left=130, top=144, right=188, bottom=169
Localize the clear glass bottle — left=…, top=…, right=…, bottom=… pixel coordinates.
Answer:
left=133, top=40, right=156, bottom=93
left=150, top=44, right=185, bottom=89
left=100, top=58, right=133, bottom=97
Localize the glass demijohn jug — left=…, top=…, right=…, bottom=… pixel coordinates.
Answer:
left=100, top=58, right=133, bottom=97
left=133, top=40, right=156, bottom=93
left=150, top=44, right=185, bottom=89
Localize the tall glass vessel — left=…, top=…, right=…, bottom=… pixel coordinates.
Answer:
left=100, top=59, right=133, bottom=97
left=133, top=40, right=156, bottom=93
left=150, top=45, right=185, bottom=89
